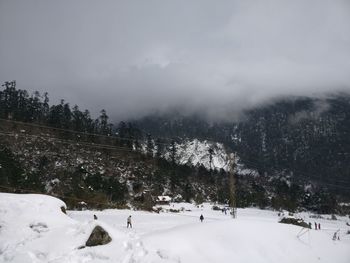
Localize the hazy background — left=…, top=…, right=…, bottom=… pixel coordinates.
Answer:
left=1, top=0, right=349, bottom=121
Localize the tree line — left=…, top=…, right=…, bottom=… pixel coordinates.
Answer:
left=0, top=81, right=146, bottom=147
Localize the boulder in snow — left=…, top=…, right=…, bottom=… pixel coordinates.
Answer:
left=85, top=225, right=112, bottom=247
left=279, top=217, right=310, bottom=228
left=60, top=206, right=66, bottom=214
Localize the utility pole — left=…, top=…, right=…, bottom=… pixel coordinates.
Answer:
left=228, top=153, right=237, bottom=218
left=208, top=147, right=217, bottom=201
left=208, top=148, right=214, bottom=172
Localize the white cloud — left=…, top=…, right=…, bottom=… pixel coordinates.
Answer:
left=0, top=0, right=349, bottom=120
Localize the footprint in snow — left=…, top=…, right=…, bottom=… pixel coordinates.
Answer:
left=156, top=249, right=181, bottom=263
left=29, top=222, right=48, bottom=233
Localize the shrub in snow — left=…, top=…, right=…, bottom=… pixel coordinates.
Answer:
left=85, top=225, right=112, bottom=247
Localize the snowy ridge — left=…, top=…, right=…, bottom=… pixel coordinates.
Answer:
left=141, top=138, right=231, bottom=170
left=170, top=139, right=259, bottom=175
left=175, top=139, right=229, bottom=171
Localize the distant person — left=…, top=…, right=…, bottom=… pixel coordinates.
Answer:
left=200, top=214, right=204, bottom=222
left=333, top=232, right=337, bottom=240
left=308, top=222, right=312, bottom=229
left=93, top=214, right=98, bottom=220
left=314, top=222, right=318, bottom=230
left=127, top=215, right=132, bottom=228
left=318, top=223, right=321, bottom=230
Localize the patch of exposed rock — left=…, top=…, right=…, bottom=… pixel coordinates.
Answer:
left=85, top=225, right=112, bottom=247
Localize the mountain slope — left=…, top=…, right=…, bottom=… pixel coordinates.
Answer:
left=170, top=139, right=229, bottom=170
left=133, top=95, right=350, bottom=198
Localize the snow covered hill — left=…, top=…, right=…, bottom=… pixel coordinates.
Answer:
left=1, top=193, right=350, bottom=263
left=142, top=138, right=230, bottom=170
left=175, top=139, right=229, bottom=170
left=163, top=138, right=258, bottom=175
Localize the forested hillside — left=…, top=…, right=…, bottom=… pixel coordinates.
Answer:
left=0, top=81, right=348, bottom=213
left=133, top=95, right=350, bottom=199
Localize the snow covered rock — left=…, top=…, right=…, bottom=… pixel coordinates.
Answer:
left=279, top=217, right=310, bottom=228
left=85, top=225, right=112, bottom=247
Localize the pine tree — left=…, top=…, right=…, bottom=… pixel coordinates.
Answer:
left=155, top=138, right=163, bottom=160
left=99, top=109, right=110, bottom=135
left=146, top=134, right=154, bottom=157
left=170, top=139, right=176, bottom=165
left=208, top=148, right=214, bottom=171
left=72, top=105, right=84, bottom=132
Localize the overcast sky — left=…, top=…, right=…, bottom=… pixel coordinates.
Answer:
left=0, top=0, right=349, bottom=121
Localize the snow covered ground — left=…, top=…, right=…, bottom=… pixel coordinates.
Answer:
left=1, top=193, right=350, bottom=263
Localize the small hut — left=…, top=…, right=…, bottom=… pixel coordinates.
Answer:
left=156, top=195, right=172, bottom=205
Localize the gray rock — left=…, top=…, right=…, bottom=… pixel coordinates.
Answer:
left=85, top=225, right=112, bottom=247
left=60, top=206, right=66, bottom=214
left=279, top=217, right=310, bottom=228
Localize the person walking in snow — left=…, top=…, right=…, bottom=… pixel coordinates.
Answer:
left=333, top=232, right=337, bottom=240
left=314, top=222, right=317, bottom=230
left=318, top=223, right=321, bottom=230
left=200, top=214, right=204, bottom=223
left=127, top=215, right=132, bottom=228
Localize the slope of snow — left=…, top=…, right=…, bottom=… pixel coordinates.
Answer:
left=144, top=138, right=258, bottom=174
left=174, top=139, right=259, bottom=175
left=0, top=193, right=131, bottom=263
left=175, top=139, right=229, bottom=171
left=1, top=193, right=350, bottom=263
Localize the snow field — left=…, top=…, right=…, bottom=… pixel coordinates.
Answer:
left=1, top=193, right=350, bottom=263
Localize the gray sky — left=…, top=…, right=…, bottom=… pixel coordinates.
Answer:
left=1, top=0, right=349, bottom=121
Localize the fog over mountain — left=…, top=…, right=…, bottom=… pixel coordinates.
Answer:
left=1, top=0, right=349, bottom=121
